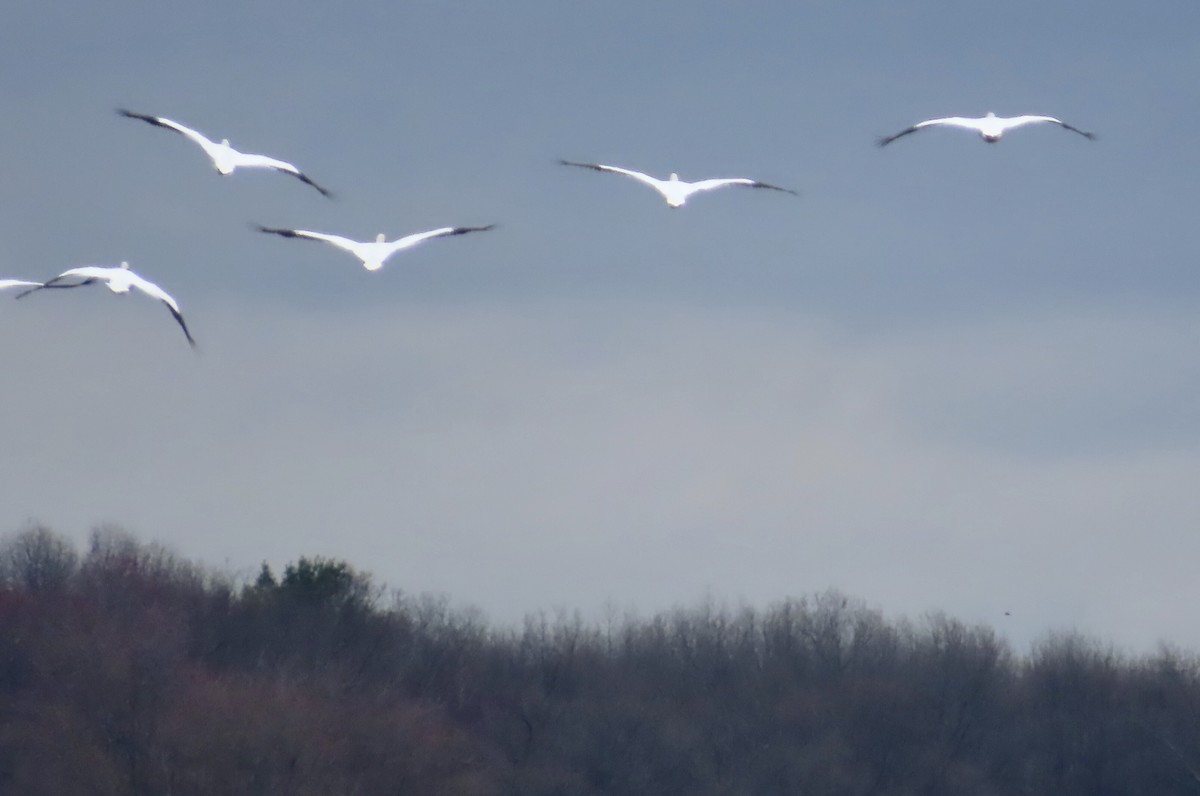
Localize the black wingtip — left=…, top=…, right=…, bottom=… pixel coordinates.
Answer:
left=752, top=182, right=799, bottom=197
left=293, top=172, right=334, bottom=199
left=452, top=224, right=498, bottom=236
left=1059, top=121, right=1097, bottom=141
left=169, top=309, right=199, bottom=350
left=876, top=125, right=920, bottom=147
left=255, top=225, right=301, bottom=239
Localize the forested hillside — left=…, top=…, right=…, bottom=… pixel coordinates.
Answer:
left=1, top=526, right=1198, bottom=795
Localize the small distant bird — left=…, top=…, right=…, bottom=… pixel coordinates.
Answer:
left=877, top=112, right=1096, bottom=146
left=117, top=109, right=332, bottom=197
left=255, top=224, right=496, bottom=271
left=558, top=160, right=797, bottom=208
left=0, top=279, right=41, bottom=291
left=17, top=262, right=196, bottom=348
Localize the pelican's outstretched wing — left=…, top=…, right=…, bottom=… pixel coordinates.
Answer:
left=14, top=267, right=104, bottom=299
left=117, top=108, right=216, bottom=150
left=256, top=226, right=362, bottom=253
left=877, top=117, right=979, bottom=146
left=1004, top=115, right=1096, bottom=140
left=690, top=178, right=798, bottom=196
left=235, top=153, right=333, bottom=197
left=559, top=160, right=663, bottom=189
left=392, top=224, right=497, bottom=250
left=128, top=274, right=197, bottom=348
left=0, top=279, right=41, bottom=291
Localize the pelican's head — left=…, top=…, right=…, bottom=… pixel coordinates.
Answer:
left=375, top=233, right=386, bottom=243
left=119, top=261, right=130, bottom=270
left=669, top=172, right=680, bottom=182
left=984, top=112, right=996, bottom=118
left=220, top=138, right=231, bottom=147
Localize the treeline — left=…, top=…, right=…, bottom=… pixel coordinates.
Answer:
left=1, top=527, right=1199, bottom=794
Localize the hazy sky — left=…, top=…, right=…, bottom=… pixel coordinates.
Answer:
left=3, top=1, right=1199, bottom=651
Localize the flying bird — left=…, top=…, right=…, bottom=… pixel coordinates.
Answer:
left=255, top=224, right=496, bottom=271
left=0, top=279, right=41, bottom=291
left=878, top=112, right=1096, bottom=146
left=558, top=160, right=797, bottom=208
left=117, top=109, right=332, bottom=197
left=16, top=262, right=196, bottom=348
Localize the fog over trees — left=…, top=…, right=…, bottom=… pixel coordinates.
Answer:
left=1, top=525, right=1198, bottom=794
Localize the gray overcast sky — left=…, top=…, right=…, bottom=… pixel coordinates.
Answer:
left=3, top=1, right=1199, bottom=651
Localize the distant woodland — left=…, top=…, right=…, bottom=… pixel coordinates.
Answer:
left=1, top=526, right=1199, bottom=795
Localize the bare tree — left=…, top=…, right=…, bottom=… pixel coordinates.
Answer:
left=0, top=525, right=78, bottom=592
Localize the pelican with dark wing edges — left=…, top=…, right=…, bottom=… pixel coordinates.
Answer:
left=878, top=112, right=1096, bottom=146
left=255, top=224, right=496, bottom=271
left=16, top=263, right=197, bottom=348
left=117, top=109, right=332, bottom=197
left=558, top=160, right=797, bottom=208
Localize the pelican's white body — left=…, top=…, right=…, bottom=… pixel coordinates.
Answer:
left=62, top=264, right=150, bottom=296
left=632, top=171, right=763, bottom=208
left=313, top=230, right=461, bottom=271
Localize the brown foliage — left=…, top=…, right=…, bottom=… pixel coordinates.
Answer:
left=0, top=527, right=1198, bottom=795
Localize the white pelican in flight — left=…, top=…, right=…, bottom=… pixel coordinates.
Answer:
left=117, top=109, right=332, bottom=197
left=558, top=160, right=797, bottom=208
left=1, top=279, right=41, bottom=291
left=17, top=263, right=196, bottom=348
left=256, top=224, right=496, bottom=271
left=878, top=112, right=1096, bottom=146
